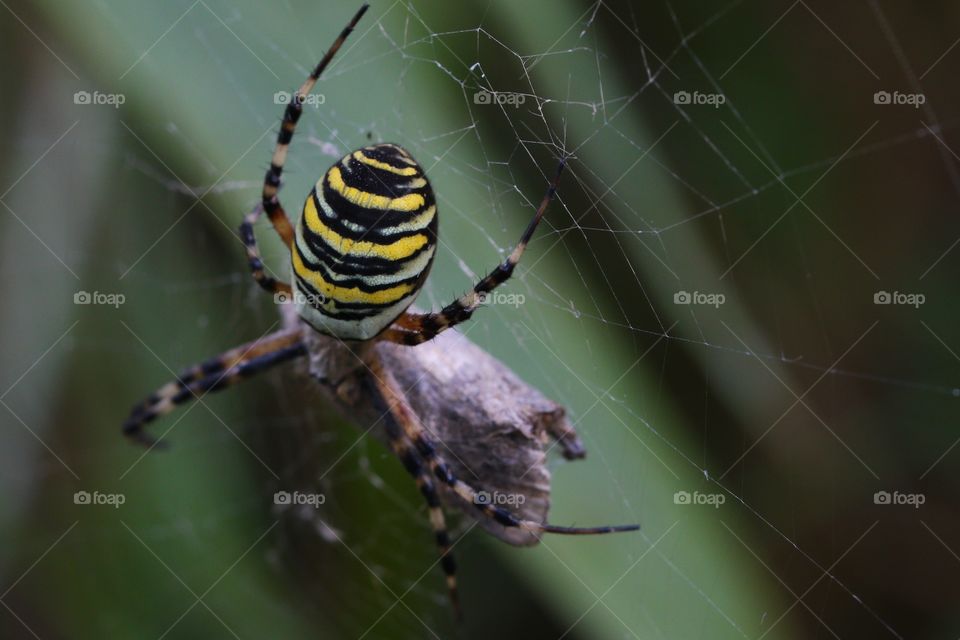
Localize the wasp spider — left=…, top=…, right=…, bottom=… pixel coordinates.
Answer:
left=123, top=3, right=638, bottom=616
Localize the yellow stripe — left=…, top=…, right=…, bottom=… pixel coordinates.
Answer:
left=304, top=195, right=429, bottom=261
left=328, top=166, right=424, bottom=212
left=297, top=230, right=435, bottom=289
left=353, top=150, right=419, bottom=176
left=379, top=205, right=435, bottom=235
left=293, top=249, right=414, bottom=305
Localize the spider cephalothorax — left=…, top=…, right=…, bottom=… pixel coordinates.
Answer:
left=121, top=2, right=637, bottom=617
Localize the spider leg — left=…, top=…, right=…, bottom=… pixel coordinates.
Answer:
left=261, top=3, right=370, bottom=246
left=240, top=202, right=293, bottom=295
left=379, top=411, right=461, bottom=618
left=380, top=158, right=565, bottom=346
left=367, top=355, right=638, bottom=536
left=123, top=328, right=306, bottom=447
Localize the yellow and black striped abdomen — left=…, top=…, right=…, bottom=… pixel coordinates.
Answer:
left=292, top=143, right=438, bottom=340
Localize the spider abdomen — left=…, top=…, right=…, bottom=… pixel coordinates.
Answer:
left=292, top=143, right=438, bottom=340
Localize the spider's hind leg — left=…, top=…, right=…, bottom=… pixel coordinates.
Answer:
left=366, top=355, right=639, bottom=539
left=379, top=413, right=462, bottom=618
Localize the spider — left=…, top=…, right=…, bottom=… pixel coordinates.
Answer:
left=122, top=3, right=638, bottom=616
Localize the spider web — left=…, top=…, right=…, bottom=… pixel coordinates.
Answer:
left=3, top=1, right=960, bottom=639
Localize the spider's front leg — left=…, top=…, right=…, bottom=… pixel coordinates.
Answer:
left=243, top=3, right=370, bottom=295
left=123, top=328, right=307, bottom=447
left=380, top=158, right=565, bottom=346
left=240, top=203, right=293, bottom=296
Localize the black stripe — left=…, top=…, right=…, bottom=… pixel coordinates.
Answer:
left=282, top=101, right=303, bottom=125
left=399, top=450, right=422, bottom=476
left=240, top=221, right=256, bottom=246
left=309, top=191, right=435, bottom=243
left=433, top=461, right=455, bottom=485
left=299, top=220, right=436, bottom=274
left=322, top=171, right=434, bottom=230
left=337, top=157, right=425, bottom=199
left=313, top=304, right=405, bottom=321
left=295, top=228, right=433, bottom=293
left=199, top=356, right=225, bottom=376
left=440, top=553, right=456, bottom=575
left=420, top=315, right=442, bottom=335
left=300, top=229, right=403, bottom=273
left=293, top=272, right=406, bottom=316
left=475, top=261, right=513, bottom=294
left=263, top=167, right=281, bottom=189
left=413, top=435, right=435, bottom=458
left=296, top=236, right=400, bottom=279
left=362, top=143, right=417, bottom=166
left=421, top=487, right=441, bottom=509
left=346, top=151, right=421, bottom=182
left=295, top=238, right=429, bottom=294
left=491, top=507, right=517, bottom=527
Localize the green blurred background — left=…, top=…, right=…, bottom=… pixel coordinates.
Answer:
left=1, top=1, right=958, bottom=638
